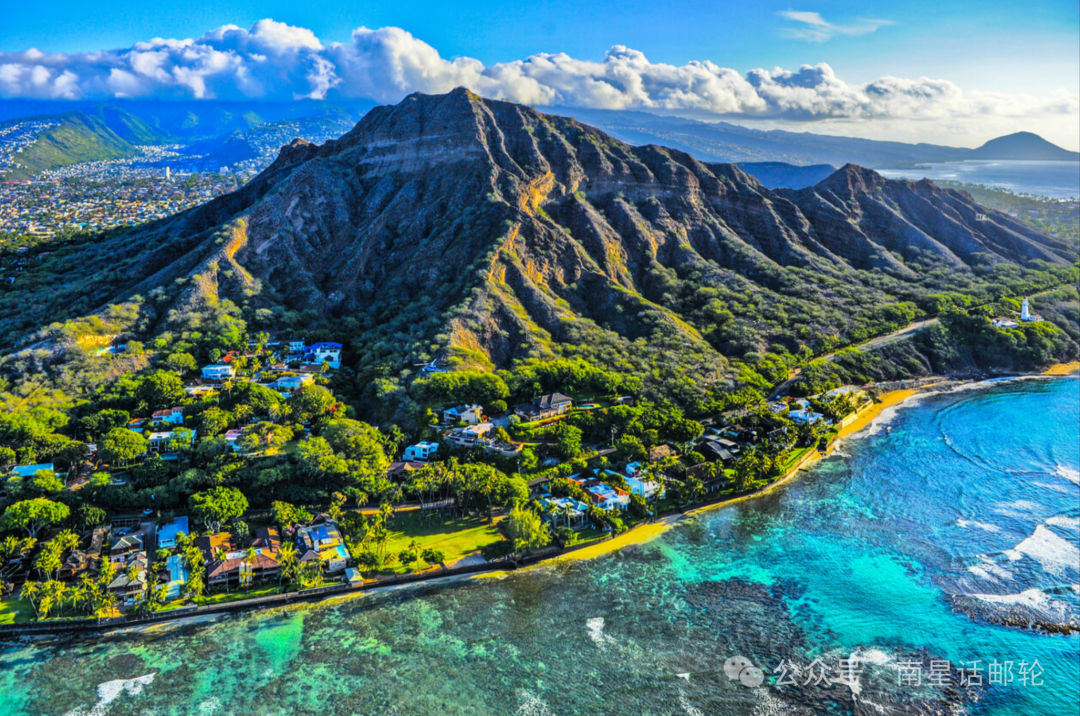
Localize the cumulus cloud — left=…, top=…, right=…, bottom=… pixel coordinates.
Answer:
left=777, top=10, right=893, bottom=42
left=0, top=18, right=1074, bottom=128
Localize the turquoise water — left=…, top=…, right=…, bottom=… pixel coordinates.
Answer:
left=878, top=160, right=1080, bottom=199
left=1, top=378, right=1078, bottom=715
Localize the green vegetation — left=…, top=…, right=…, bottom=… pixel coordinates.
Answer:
left=360, top=511, right=507, bottom=574
left=0, top=596, right=35, bottom=625
left=2, top=112, right=145, bottom=180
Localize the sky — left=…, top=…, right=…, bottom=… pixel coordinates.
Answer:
left=1, top=0, right=1078, bottom=148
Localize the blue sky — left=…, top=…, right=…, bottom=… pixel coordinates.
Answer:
left=4, top=0, right=1077, bottom=90
left=1, top=1, right=1077, bottom=146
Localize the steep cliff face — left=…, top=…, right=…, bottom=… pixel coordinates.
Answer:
left=3, top=89, right=1073, bottom=387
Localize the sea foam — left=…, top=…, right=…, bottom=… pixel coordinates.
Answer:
left=1005, top=524, right=1080, bottom=577
left=63, top=673, right=155, bottom=716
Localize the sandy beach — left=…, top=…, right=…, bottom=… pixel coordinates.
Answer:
left=528, top=387, right=929, bottom=564
left=1044, top=361, right=1080, bottom=376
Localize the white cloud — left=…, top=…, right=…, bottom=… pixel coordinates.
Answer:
left=0, top=18, right=1074, bottom=135
left=777, top=10, right=893, bottom=42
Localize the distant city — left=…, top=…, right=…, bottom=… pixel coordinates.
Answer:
left=0, top=114, right=354, bottom=237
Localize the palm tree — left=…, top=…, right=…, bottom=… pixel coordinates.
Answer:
left=21, top=581, right=41, bottom=618
left=277, top=542, right=298, bottom=587
left=184, top=572, right=205, bottom=599
left=213, top=547, right=229, bottom=592
left=68, top=584, right=88, bottom=616
left=241, top=547, right=257, bottom=588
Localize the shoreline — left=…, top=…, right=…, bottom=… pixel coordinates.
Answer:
left=4, top=370, right=1073, bottom=638
left=1043, top=361, right=1080, bottom=376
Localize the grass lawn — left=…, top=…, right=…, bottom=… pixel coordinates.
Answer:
left=0, top=596, right=35, bottom=625
left=776, top=446, right=813, bottom=475
left=193, top=585, right=282, bottom=606
left=369, top=512, right=509, bottom=574
left=564, top=527, right=607, bottom=547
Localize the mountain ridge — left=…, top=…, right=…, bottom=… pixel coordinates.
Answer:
left=1, top=89, right=1074, bottom=409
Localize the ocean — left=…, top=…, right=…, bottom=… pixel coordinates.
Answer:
left=878, top=160, right=1080, bottom=200
left=1, top=377, right=1077, bottom=715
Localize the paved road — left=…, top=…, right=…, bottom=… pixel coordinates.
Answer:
left=770, top=318, right=940, bottom=398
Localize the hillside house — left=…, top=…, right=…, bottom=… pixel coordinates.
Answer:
left=443, top=404, right=483, bottom=424
left=444, top=423, right=493, bottom=448
left=271, top=374, right=314, bottom=395
left=202, top=364, right=236, bottom=380
left=151, top=406, right=184, bottom=426
left=147, top=428, right=196, bottom=455
left=403, top=441, right=439, bottom=462
left=515, top=393, right=573, bottom=421
left=304, top=342, right=342, bottom=369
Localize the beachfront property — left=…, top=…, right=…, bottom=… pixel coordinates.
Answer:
left=162, top=554, right=191, bottom=600
left=296, top=516, right=348, bottom=572
left=571, top=475, right=631, bottom=512
left=156, top=516, right=189, bottom=550
left=201, top=364, right=236, bottom=380
left=515, top=393, right=573, bottom=421
left=623, top=473, right=665, bottom=501
left=537, top=496, right=590, bottom=528
left=403, top=441, right=439, bottom=462
left=699, top=439, right=737, bottom=463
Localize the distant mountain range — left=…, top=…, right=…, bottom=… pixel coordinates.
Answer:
left=0, top=98, right=1075, bottom=184
left=540, top=107, right=1080, bottom=168
left=0, top=100, right=372, bottom=179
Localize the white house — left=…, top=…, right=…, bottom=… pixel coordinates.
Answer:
left=444, top=403, right=483, bottom=424
left=272, top=374, right=315, bottom=396
left=287, top=339, right=306, bottom=353
left=788, top=409, right=826, bottom=425
left=403, top=441, right=440, bottom=462
left=304, top=342, right=342, bottom=369
left=587, top=483, right=631, bottom=512
left=624, top=474, right=665, bottom=501
left=992, top=317, right=1019, bottom=328
left=202, top=364, right=236, bottom=380
left=147, top=428, right=196, bottom=454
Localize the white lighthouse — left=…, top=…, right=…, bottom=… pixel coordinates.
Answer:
left=1020, top=297, right=1041, bottom=322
